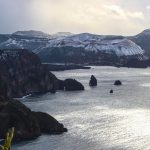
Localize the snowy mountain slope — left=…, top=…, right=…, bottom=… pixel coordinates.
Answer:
left=12, top=30, right=73, bottom=39
left=137, top=29, right=150, bottom=36
left=0, top=31, right=74, bottom=53
left=0, top=30, right=148, bottom=66
left=45, top=33, right=144, bottom=57
left=12, top=30, right=51, bottom=38
left=129, top=29, right=150, bottom=56
left=0, top=30, right=145, bottom=57
left=0, top=34, right=49, bottom=53
left=51, top=32, right=73, bottom=39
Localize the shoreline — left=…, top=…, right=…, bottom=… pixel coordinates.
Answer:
left=42, top=63, right=91, bottom=71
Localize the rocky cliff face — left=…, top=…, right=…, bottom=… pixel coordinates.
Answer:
left=0, top=96, right=67, bottom=140
left=0, top=49, right=57, bottom=98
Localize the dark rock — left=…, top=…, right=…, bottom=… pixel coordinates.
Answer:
left=0, top=49, right=86, bottom=96
left=50, top=88, right=56, bottom=94
left=63, top=79, right=84, bottom=91
left=57, top=79, right=65, bottom=90
left=110, top=89, right=113, bottom=93
left=54, top=79, right=84, bottom=91
left=33, top=112, right=67, bottom=134
left=0, top=96, right=67, bottom=140
left=0, top=96, right=40, bottom=140
left=122, top=58, right=148, bottom=68
left=89, top=75, right=97, bottom=86
left=114, top=80, right=122, bottom=86
left=0, top=49, right=58, bottom=98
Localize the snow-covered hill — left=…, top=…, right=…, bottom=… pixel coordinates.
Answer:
left=137, top=29, right=150, bottom=36
left=0, top=30, right=145, bottom=57
left=45, top=33, right=144, bottom=57
left=50, top=32, right=73, bottom=39
left=0, top=30, right=148, bottom=66
left=12, top=30, right=51, bottom=38
left=129, top=29, right=150, bottom=56
left=12, top=30, right=73, bottom=39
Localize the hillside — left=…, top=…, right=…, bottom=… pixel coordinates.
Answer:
left=0, top=49, right=57, bottom=97
left=0, top=30, right=149, bottom=67
left=129, top=29, right=150, bottom=56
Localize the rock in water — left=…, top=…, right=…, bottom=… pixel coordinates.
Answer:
left=89, top=75, right=97, bottom=86
left=64, top=79, right=84, bottom=91
left=110, top=89, right=113, bottom=93
left=0, top=96, right=67, bottom=140
left=114, top=80, right=122, bottom=86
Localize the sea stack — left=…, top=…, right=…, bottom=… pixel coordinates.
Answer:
left=110, top=89, right=113, bottom=93
left=114, top=80, right=122, bottom=86
left=89, top=75, right=97, bottom=86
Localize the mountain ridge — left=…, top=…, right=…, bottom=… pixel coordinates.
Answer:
left=0, top=29, right=150, bottom=67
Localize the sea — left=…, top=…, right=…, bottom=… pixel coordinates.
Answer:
left=12, top=66, right=150, bottom=150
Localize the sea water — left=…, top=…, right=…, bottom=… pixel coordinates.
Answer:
left=12, top=66, right=150, bottom=150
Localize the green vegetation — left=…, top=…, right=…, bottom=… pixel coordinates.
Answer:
left=0, top=128, right=14, bottom=150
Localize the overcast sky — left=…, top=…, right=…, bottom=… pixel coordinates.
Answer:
left=0, top=0, right=150, bottom=35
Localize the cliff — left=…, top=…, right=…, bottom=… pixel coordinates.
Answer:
left=0, top=49, right=68, bottom=140
left=0, top=96, right=67, bottom=140
left=0, top=49, right=57, bottom=98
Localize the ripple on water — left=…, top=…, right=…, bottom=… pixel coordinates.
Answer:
left=141, top=83, right=150, bottom=87
left=12, top=66, right=150, bottom=150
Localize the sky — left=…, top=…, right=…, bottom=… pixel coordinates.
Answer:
left=0, top=0, right=150, bottom=35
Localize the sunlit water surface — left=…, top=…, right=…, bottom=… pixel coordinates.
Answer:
left=12, top=66, right=150, bottom=150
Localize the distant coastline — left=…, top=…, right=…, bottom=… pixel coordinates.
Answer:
left=42, top=63, right=91, bottom=71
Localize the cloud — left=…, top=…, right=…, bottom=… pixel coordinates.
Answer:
left=127, top=12, right=144, bottom=19
left=104, top=5, right=125, bottom=17
left=104, top=4, right=144, bottom=20
left=0, top=0, right=149, bottom=35
left=146, top=6, right=150, bottom=10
